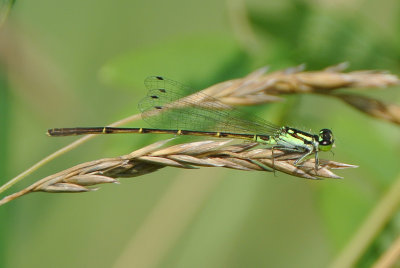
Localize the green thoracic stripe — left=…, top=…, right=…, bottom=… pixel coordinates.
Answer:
left=285, top=127, right=316, bottom=145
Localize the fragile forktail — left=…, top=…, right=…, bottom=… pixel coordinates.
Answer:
left=47, top=76, right=334, bottom=169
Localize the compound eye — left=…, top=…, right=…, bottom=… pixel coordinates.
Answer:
left=318, top=129, right=334, bottom=151
left=320, top=129, right=333, bottom=141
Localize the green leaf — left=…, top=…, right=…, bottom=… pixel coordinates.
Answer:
left=99, top=34, right=241, bottom=90
left=317, top=181, right=374, bottom=249
left=0, top=0, right=15, bottom=27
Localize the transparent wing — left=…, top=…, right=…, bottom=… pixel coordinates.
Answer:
left=138, top=76, right=280, bottom=135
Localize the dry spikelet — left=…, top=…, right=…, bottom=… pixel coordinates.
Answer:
left=0, top=139, right=357, bottom=205
left=198, top=63, right=399, bottom=126
left=201, top=63, right=399, bottom=106
left=335, top=93, right=400, bottom=125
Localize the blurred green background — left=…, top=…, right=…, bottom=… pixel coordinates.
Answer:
left=1, top=0, right=400, bottom=267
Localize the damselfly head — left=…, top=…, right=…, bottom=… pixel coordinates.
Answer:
left=318, top=129, right=334, bottom=151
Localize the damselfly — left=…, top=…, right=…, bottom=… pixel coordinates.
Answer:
left=47, top=76, right=335, bottom=169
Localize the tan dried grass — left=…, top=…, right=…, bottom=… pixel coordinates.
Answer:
left=203, top=63, right=400, bottom=125
left=0, top=139, right=357, bottom=205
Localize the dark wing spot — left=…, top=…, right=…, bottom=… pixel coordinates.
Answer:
left=158, top=88, right=166, bottom=93
left=151, top=95, right=159, bottom=99
left=155, top=106, right=163, bottom=109
left=156, top=76, right=164, bottom=80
